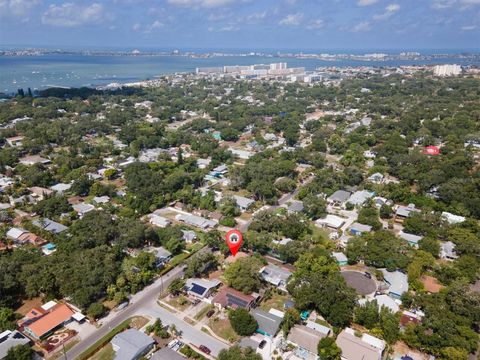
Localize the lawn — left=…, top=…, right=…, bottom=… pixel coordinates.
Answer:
left=208, top=317, right=239, bottom=343
left=166, top=295, right=190, bottom=312
left=130, top=316, right=149, bottom=330
left=89, top=344, right=115, bottom=360
left=259, top=292, right=290, bottom=312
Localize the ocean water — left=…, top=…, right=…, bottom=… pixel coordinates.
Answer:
left=1, top=54, right=479, bottom=94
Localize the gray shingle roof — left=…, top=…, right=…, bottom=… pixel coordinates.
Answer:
left=111, top=329, right=154, bottom=360
left=250, top=309, right=282, bottom=336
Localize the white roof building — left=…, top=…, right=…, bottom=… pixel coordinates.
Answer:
left=315, top=214, right=346, bottom=229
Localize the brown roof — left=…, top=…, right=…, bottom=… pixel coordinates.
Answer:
left=336, top=330, right=384, bottom=360
left=25, top=303, right=74, bottom=338
left=287, top=325, right=327, bottom=354
left=421, top=275, right=443, bottom=293
left=212, top=286, right=255, bottom=309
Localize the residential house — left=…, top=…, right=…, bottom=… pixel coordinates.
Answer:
left=305, top=321, right=331, bottom=337
left=111, top=329, right=154, bottom=360
left=6, top=227, right=46, bottom=246
left=327, top=190, right=351, bottom=208
left=315, top=215, right=346, bottom=230
left=332, top=252, right=348, bottom=266
left=286, top=200, right=304, bottom=214
left=441, top=212, right=466, bottom=225
left=149, top=247, right=172, bottom=268
left=287, top=325, right=329, bottom=360
left=381, top=269, right=409, bottom=299
left=186, top=278, right=221, bottom=299
left=72, top=203, right=95, bottom=218
left=250, top=309, right=282, bottom=337
left=233, top=195, right=255, bottom=212
left=5, top=136, right=24, bottom=147
left=358, top=294, right=400, bottom=314
left=93, top=196, right=110, bottom=205
left=0, top=330, right=30, bottom=359
left=50, top=183, right=72, bottom=194
left=395, top=204, right=420, bottom=222
left=181, top=230, right=197, bottom=244
left=196, top=158, right=211, bottom=169
left=148, top=214, right=171, bottom=228
left=272, top=238, right=293, bottom=246
left=22, top=303, right=75, bottom=340
left=175, top=214, right=216, bottom=230
left=441, top=241, right=458, bottom=261
left=349, top=223, right=373, bottom=236
left=19, top=155, right=51, bottom=166
left=347, top=190, right=375, bottom=207
left=212, top=287, right=258, bottom=310
left=32, top=218, right=68, bottom=234
left=398, top=231, right=422, bottom=248
left=259, top=264, right=292, bottom=292
left=230, top=148, right=254, bottom=160
left=336, top=328, right=385, bottom=360
left=29, top=187, right=53, bottom=201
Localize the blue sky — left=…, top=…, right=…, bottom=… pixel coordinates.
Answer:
left=0, top=0, right=479, bottom=50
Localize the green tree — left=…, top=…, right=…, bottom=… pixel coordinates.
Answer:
left=228, top=308, right=258, bottom=336
left=281, top=308, right=300, bottom=336
left=87, top=302, right=106, bottom=320
left=0, top=307, right=17, bottom=332
left=218, top=345, right=262, bottom=360
left=5, top=344, right=32, bottom=360
left=224, top=257, right=263, bottom=294
left=317, top=337, right=341, bottom=360
left=168, top=278, right=185, bottom=296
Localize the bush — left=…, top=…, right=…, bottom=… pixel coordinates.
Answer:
left=87, top=302, right=106, bottom=320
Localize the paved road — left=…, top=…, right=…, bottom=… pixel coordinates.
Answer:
left=66, top=255, right=227, bottom=359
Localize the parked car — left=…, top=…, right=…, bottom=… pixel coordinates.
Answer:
left=206, top=309, right=215, bottom=318
left=199, top=345, right=211, bottom=354
left=115, top=301, right=129, bottom=311
left=258, top=340, right=267, bottom=349
left=364, top=272, right=372, bottom=279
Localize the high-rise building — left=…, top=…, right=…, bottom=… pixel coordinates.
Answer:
left=433, top=64, right=462, bottom=76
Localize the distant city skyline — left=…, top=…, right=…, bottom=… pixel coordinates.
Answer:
left=1, top=0, right=479, bottom=50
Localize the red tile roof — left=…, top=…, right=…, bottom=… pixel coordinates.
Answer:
left=25, top=303, right=74, bottom=339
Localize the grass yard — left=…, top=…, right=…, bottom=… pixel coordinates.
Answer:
left=166, top=295, right=190, bottom=312
left=49, top=340, right=79, bottom=360
left=89, top=344, right=115, bottom=360
left=259, top=292, right=289, bottom=312
left=15, top=297, right=43, bottom=316
left=130, top=316, right=149, bottom=330
left=208, top=317, right=239, bottom=343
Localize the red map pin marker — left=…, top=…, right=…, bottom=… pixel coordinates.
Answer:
left=226, top=229, right=243, bottom=257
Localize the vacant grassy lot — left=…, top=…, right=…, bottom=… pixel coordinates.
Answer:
left=208, top=316, right=239, bottom=343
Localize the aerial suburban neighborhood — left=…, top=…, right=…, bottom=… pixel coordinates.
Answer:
left=0, top=57, right=479, bottom=360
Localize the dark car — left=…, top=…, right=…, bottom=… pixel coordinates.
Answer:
left=199, top=345, right=211, bottom=354
left=206, top=309, right=215, bottom=318
left=258, top=340, right=267, bottom=349
left=364, top=272, right=372, bottom=279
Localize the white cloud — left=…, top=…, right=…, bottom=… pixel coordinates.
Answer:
left=167, top=0, right=234, bottom=8
left=461, top=24, right=477, bottom=30
left=432, top=0, right=480, bottom=9
left=246, top=11, right=266, bottom=22
left=0, top=0, right=40, bottom=18
left=42, top=3, right=104, bottom=27
left=279, top=12, right=303, bottom=26
left=357, top=0, right=379, bottom=6
left=353, top=20, right=371, bottom=31
left=307, top=19, right=324, bottom=29
left=132, top=23, right=141, bottom=30
left=373, top=3, right=400, bottom=20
